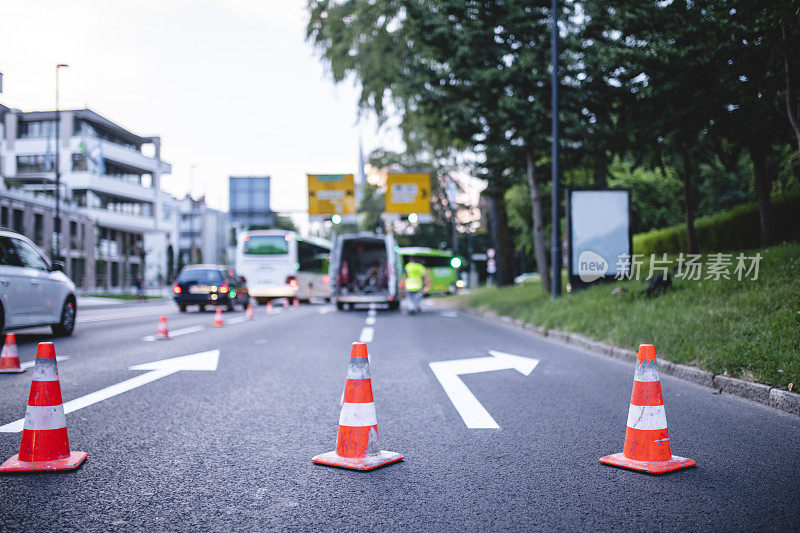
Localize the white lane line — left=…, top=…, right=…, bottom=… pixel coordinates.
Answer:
left=318, top=306, right=335, bottom=315
left=367, top=309, right=377, bottom=317
left=79, top=310, right=170, bottom=323
left=441, top=311, right=459, bottom=318
left=359, top=327, right=374, bottom=343
left=142, top=325, right=205, bottom=342
left=20, top=356, right=70, bottom=369
left=365, top=315, right=376, bottom=325
left=227, top=316, right=248, bottom=324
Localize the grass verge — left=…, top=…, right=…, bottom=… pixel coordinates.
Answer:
left=448, top=242, right=800, bottom=389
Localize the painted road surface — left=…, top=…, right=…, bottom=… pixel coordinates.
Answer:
left=0, top=299, right=797, bottom=530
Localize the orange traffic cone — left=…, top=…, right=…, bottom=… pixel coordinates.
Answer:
left=312, top=342, right=402, bottom=471
left=266, top=301, right=273, bottom=314
left=283, top=298, right=289, bottom=309
left=245, top=304, right=254, bottom=320
left=600, top=344, right=695, bottom=474
left=0, top=333, right=25, bottom=373
left=213, top=307, right=224, bottom=327
left=155, top=315, right=170, bottom=340
left=293, top=298, right=300, bottom=309
left=0, top=342, right=87, bottom=473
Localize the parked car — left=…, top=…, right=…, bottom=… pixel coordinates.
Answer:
left=172, top=264, right=250, bottom=312
left=0, top=227, right=77, bottom=336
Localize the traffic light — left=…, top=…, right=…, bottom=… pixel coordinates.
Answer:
left=407, top=212, right=419, bottom=224
left=331, top=214, right=342, bottom=224
left=450, top=257, right=462, bottom=269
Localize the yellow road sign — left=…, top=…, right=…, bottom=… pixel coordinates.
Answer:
left=385, top=173, right=431, bottom=215
left=307, top=174, right=356, bottom=216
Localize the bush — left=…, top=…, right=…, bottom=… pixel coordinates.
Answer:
left=634, top=192, right=800, bottom=255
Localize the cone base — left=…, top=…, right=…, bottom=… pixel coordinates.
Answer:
left=0, top=451, right=87, bottom=473
left=312, top=450, right=403, bottom=471
left=155, top=334, right=170, bottom=340
left=0, top=367, right=26, bottom=373
left=599, top=452, right=695, bottom=474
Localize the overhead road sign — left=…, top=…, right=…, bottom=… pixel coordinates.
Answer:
left=385, top=173, right=431, bottom=216
left=308, top=174, right=356, bottom=219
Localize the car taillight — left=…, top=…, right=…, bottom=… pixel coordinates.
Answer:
left=322, top=274, right=329, bottom=285
left=219, top=283, right=229, bottom=294
left=173, top=285, right=181, bottom=294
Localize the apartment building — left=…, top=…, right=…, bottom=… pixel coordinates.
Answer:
left=0, top=105, right=179, bottom=289
left=177, top=195, right=231, bottom=269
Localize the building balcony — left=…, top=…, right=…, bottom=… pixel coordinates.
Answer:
left=83, top=206, right=156, bottom=233
left=93, top=139, right=171, bottom=174
left=66, top=172, right=156, bottom=203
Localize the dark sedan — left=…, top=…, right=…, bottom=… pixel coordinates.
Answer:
left=172, top=265, right=250, bottom=312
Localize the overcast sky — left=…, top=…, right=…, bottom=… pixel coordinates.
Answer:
left=0, top=0, right=402, bottom=218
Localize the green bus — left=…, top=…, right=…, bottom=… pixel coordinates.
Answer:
left=397, top=247, right=463, bottom=295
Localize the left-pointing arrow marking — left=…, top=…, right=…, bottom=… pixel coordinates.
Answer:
left=0, top=350, right=220, bottom=433
left=429, top=350, right=539, bottom=429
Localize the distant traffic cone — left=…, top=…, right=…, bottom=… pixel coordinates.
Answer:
left=266, top=301, right=273, bottom=314
left=312, top=342, right=402, bottom=471
left=155, top=315, right=170, bottom=340
left=0, top=342, right=87, bottom=473
left=213, top=307, right=225, bottom=327
left=293, top=298, right=300, bottom=309
left=600, top=344, right=695, bottom=474
left=283, top=298, right=289, bottom=309
left=0, top=333, right=25, bottom=373
left=245, top=304, right=254, bottom=320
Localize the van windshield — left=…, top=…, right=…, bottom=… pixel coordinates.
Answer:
left=244, top=235, right=289, bottom=255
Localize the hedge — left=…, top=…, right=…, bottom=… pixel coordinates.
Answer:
left=633, top=192, right=800, bottom=255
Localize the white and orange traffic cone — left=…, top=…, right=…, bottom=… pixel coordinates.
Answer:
left=283, top=298, right=289, bottom=310
left=213, top=307, right=225, bottom=327
left=0, top=333, right=25, bottom=373
left=600, top=344, right=696, bottom=474
left=155, top=315, right=170, bottom=340
left=312, top=342, right=402, bottom=471
left=266, top=301, right=274, bottom=314
left=245, top=304, right=254, bottom=320
left=0, top=342, right=87, bottom=473
left=293, top=298, right=300, bottom=309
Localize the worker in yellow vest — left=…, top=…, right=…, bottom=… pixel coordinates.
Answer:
left=404, top=259, right=429, bottom=314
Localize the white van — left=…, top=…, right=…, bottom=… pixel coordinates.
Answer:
left=329, top=232, right=401, bottom=310
left=235, top=230, right=331, bottom=303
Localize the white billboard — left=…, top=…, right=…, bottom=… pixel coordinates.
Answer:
left=568, top=189, right=631, bottom=283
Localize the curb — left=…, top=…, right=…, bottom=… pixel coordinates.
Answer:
left=433, top=301, right=800, bottom=417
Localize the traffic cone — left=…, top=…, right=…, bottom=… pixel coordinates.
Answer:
left=0, top=333, right=26, bottom=373
left=155, top=315, right=170, bottom=340
left=0, top=342, right=87, bottom=473
left=600, top=344, right=695, bottom=474
left=266, top=301, right=273, bottom=314
left=213, top=307, right=224, bottom=327
left=312, top=342, right=402, bottom=471
left=283, top=298, right=289, bottom=309
left=245, top=304, right=254, bottom=320
left=293, top=298, right=300, bottom=309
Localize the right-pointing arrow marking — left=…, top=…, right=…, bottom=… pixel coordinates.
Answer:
left=429, top=350, right=539, bottom=429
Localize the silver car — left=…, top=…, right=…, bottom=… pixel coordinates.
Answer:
left=0, top=228, right=77, bottom=336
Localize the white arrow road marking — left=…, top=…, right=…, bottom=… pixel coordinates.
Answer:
left=359, top=327, right=374, bottom=343
left=0, top=350, right=220, bottom=433
left=142, top=325, right=205, bottom=342
left=429, top=350, right=539, bottom=429
left=20, top=356, right=70, bottom=369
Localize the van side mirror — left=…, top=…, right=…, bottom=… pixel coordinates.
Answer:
left=239, top=276, right=247, bottom=284
left=50, top=260, right=65, bottom=272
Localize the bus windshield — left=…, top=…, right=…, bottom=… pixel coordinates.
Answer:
left=244, top=235, right=289, bottom=255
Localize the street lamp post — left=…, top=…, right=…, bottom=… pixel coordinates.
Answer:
left=54, top=63, right=69, bottom=261
left=550, top=0, right=561, bottom=297
left=189, top=164, right=198, bottom=264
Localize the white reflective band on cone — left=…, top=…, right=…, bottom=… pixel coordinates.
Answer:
left=2, top=344, right=18, bottom=358
left=32, top=359, right=59, bottom=381
left=339, top=402, right=378, bottom=427
left=633, top=361, right=661, bottom=383
left=626, top=404, right=668, bottom=431
left=23, top=404, right=67, bottom=431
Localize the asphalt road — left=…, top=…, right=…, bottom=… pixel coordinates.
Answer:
left=0, top=298, right=798, bottom=531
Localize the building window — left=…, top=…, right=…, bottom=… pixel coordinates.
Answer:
left=12, top=209, right=24, bottom=233
left=16, top=155, right=53, bottom=173
left=18, top=120, right=57, bottom=139
left=70, top=221, right=80, bottom=250
left=72, top=153, right=88, bottom=171
left=33, top=214, right=44, bottom=244
left=1, top=206, right=8, bottom=228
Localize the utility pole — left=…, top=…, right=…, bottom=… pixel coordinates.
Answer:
left=550, top=0, right=561, bottom=297
left=54, top=63, right=69, bottom=261
left=189, top=164, right=198, bottom=264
